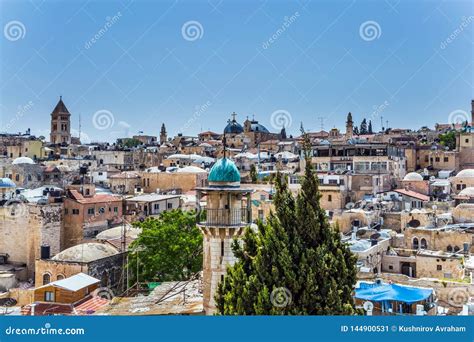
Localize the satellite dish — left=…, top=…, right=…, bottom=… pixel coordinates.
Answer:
left=408, top=219, right=421, bottom=228
left=363, top=301, right=374, bottom=312
left=370, top=233, right=381, bottom=240
left=345, top=202, right=355, bottom=210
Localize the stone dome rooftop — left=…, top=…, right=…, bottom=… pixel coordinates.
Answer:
left=456, top=169, right=474, bottom=178
left=403, top=172, right=423, bottom=181
left=52, top=243, right=118, bottom=263
left=12, top=157, right=35, bottom=165
left=208, top=158, right=240, bottom=184
left=459, top=187, right=474, bottom=197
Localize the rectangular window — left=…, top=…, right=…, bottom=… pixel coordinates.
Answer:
left=44, top=291, right=55, bottom=302
left=114, top=207, right=118, bottom=213
left=87, top=208, right=95, bottom=215
left=72, top=209, right=80, bottom=215
left=154, top=203, right=160, bottom=210
left=167, top=203, right=173, bottom=209
left=328, top=195, right=332, bottom=202
left=443, top=157, right=449, bottom=162
left=437, top=265, right=442, bottom=271
left=221, top=240, right=225, bottom=257
left=435, top=157, right=440, bottom=162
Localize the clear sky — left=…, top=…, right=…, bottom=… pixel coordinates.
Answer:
left=1, top=0, right=473, bottom=142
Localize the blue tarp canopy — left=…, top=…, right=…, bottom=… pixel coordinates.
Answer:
left=355, top=282, right=433, bottom=304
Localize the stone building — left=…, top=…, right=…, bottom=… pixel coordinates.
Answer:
left=35, top=242, right=125, bottom=291
left=401, top=172, right=429, bottom=195
left=108, top=171, right=141, bottom=195
left=0, top=202, right=63, bottom=279
left=404, top=226, right=473, bottom=254
left=63, top=184, right=123, bottom=249
left=50, top=96, right=71, bottom=145
left=196, top=157, right=253, bottom=314
left=450, top=169, right=474, bottom=194
left=140, top=169, right=208, bottom=193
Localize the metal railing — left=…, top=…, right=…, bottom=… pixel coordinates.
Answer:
left=199, top=208, right=249, bottom=227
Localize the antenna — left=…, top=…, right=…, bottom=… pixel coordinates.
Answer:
left=317, top=116, right=325, bottom=131
left=78, top=113, right=81, bottom=142
left=380, top=115, right=384, bottom=131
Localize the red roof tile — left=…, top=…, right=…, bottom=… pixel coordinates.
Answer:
left=394, top=188, right=430, bottom=201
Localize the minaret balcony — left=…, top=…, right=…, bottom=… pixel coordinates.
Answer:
left=198, top=208, right=250, bottom=227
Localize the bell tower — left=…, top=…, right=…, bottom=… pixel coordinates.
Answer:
left=50, top=96, right=71, bottom=145
left=345, top=112, right=353, bottom=140
left=160, top=123, right=167, bottom=144
left=196, top=157, right=252, bottom=314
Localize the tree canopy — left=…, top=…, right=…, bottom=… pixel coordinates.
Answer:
left=127, top=210, right=203, bottom=285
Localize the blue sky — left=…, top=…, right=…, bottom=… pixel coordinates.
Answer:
left=0, top=0, right=472, bottom=142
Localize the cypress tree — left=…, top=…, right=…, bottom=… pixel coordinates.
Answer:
left=368, top=120, right=373, bottom=134
left=216, top=131, right=358, bottom=315
left=360, top=118, right=368, bottom=135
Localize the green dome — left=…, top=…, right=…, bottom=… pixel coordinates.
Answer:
left=208, top=158, right=240, bottom=183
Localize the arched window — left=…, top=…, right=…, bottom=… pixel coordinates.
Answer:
left=454, top=246, right=460, bottom=253
left=412, top=237, right=419, bottom=249
left=447, top=245, right=453, bottom=252
left=420, top=238, right=427, bottom=249
left=42, top=273, right=51, bottom=285
left=57, top=274, right=65, bottom=281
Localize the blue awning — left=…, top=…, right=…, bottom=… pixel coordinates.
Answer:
left=355, top=282, right=433, bottom=304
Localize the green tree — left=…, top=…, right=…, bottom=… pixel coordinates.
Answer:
left=368, top=120, right=373, bottom=134
left=250, top=164, right=258, bottom=183
left=216, top=132, right=358, bottom=315
left=122, top=138, right=142, bottom=148
left=127, top=210, right=202, bottom=285
left=439, top=130, right=456, bottom=150
left=359, top=118, right=368, bottom=135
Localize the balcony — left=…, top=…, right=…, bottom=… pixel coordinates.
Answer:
left=198, top=208, right=250, bottom=227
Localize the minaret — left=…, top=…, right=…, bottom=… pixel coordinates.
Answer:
left=345, top=112, right=353, bottom=140
left=160, top=123, right=167, bottom=144
left=50, top=96, right=71, bottom=145
left=471, top=99, right=474, bottom=126
left=196, top=154, right=252, bottom=314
